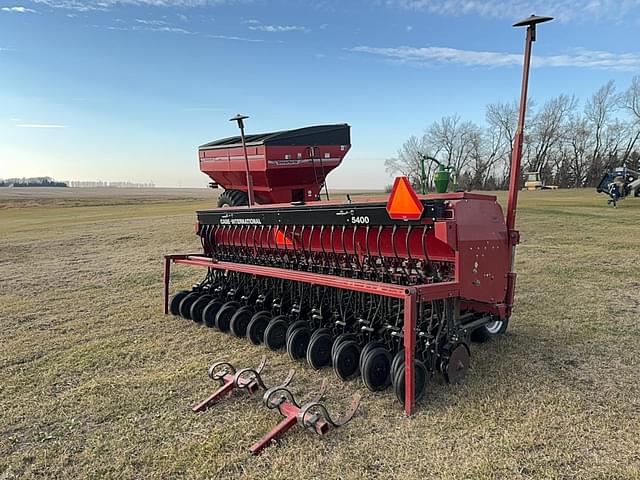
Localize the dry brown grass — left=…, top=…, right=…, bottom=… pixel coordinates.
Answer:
left=1, top=187, right=639, bottom=480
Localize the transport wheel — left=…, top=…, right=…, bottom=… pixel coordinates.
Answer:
left=202, top=300, right=223, bottom=328
left=179, top=292, right=201, bottom=320
left=230, top=306, right=254, bottom=338
left=390, top=349, right=405, bottom=385
left=442, top=344, right=471, bottom=384
left=286, top=320, right=308, bottom=342
left=362, top=347, right=392, bottom=392
left=189, top=295, right=212, bottom=324
left=331, top=333, right=357, bottom=360
left=471, top=317, right=509, bottom=343
left=215, top=301, right=239, bottom=332
left=287, top=327, right=311, bottom=361
left=306, top=333, right=333, bottom=370
left=264, top=316, right=288, bottom=351
left=333, top=340, right=361, bottom=381
left=393, top=360, right=428, bottom=405
left=359, top=341, right=385, bottom=374
left=217, top=189, right=248, bottom=207
left=169, top=290, right=190, bottom=316
left=247, top=311, right=271, bottom=345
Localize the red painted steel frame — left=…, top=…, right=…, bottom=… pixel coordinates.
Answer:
left=163, top=254, right=460, bottom=415
left=249, top=401, right=329, bottom=455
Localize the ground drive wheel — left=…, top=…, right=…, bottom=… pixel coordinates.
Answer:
left=217, top=189, right=248, bottom=207
left=471, top=317, right=509, bottom=343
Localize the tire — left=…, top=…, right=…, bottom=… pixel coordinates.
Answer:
left=332, top=340, right=361, bottom=381
left=287, top=328, right=311, bottom=361
left=230, top=306, right=253, bottom=337
left=247, top=312, right=271, bottom=345
left=286, top=320, right=308, bottom=343
left=189, top=295, right=212, bottom=324
left=331, top=333, right=357, bottom=360
left=362, top=347, right=392, bottom=392
left=202, top=300, right=223, bottom=328
left=215, top=301, right=239, bottom=332
left=179, top=292, right=201, bottom=320
left=471, top=317, right=510, bottom=343
left=393, top=360, right=428, bottom=405
left=264, top=317, right=288, bottom=351
left=169, top=290, right=190, bottom=316
left=359, top=341, right=385, bottom=375
left=390, top=349, right=405, bottom=385
left=306, top=333, right=333, bottom=370
left=217, top=189, right=248, bottom=208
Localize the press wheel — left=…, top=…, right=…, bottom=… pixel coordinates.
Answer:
left=247, top=311, right=271, bottom=345
left=179, top=292, right=201, bottom=320
left=189, top=295, right=212, bottom=324
left=362, top=347, right=392, bottom=392
left=264, top=316, right=288, bottom=351
left=306, top=333, right=333, bottom=370
left=202, top=300, right=223, bottom=328
left=215, top=301, right=239, bottom=332
left=393, top=360, right=428, bottom=405
left=332, top=340, right=361, bottom=381
left=229, top=306, right=254, bottom=337
left=169, top=290, right=190, bottom=316
left=287, top=327, right=311, bottom=361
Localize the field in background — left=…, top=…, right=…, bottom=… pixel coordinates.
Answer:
left=1, top=188, right=639, bottom=479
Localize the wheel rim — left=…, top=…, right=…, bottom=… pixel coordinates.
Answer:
left=485, top=320, right=503, bottom=334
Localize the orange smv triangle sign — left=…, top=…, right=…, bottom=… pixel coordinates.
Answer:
left=386, top=176, right=424, bottom=220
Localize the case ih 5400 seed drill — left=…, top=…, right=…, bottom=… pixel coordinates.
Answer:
left=163, top=16, right=553, bottom=452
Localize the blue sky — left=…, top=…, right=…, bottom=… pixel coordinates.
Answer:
left=1, top=0, right=639, bottom=188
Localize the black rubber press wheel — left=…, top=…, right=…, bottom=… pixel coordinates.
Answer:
left=306, top=333, right=333, bottom=370
left=179, top=292, right=201, bottom=320
left=247, top=311, right=271, bottom=345
left=189, top=295, right=212, bottom=324
left=264, top=316, right=288, bottom=351
left=393, top=360, right=428, bottom=405
left=215, top=301, right=239, bottom=332
left=362, top=347, right=392, bottom=392
left=230, top=306, right=253, bottom=337
left=202, top=300, right=223, bottom=328
left=169, top=290, right=190, bottom=316
left=332, top=340, right=361, bottom=381
left=287, top=327, right=311, bottom=361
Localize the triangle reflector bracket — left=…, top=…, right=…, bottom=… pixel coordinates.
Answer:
left=386, top=176, right=424, bottom=221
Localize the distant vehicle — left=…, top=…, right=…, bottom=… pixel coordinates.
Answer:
left=596, top=166, right=640, bottom=207
left=522, top=171, right=558, bottom=191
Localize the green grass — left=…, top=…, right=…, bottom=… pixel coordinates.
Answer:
left=1, top=188, right=639, bottom=479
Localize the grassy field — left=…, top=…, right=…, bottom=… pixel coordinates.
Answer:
left=1, top=187, right=639, bottom=480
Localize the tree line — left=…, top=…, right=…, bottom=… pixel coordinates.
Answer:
left=385, top=77, right=640, bottom=190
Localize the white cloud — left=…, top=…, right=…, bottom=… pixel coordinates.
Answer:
left=249, top=24, right=308, bottom=33
left=384, top=0, right=640, bottom=22
left=351, top=45, right=640, bottom=71
left=1, top=6, right=37, bottom=12
left=29, top=0, right=242, bottom=11
left=405, top=25, right=413, bottom=31
left=135, top=18, right=169, bottom=25
left=16, top=123, right=66, bottom=128
left=205, top=33, right=263, bottom=42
